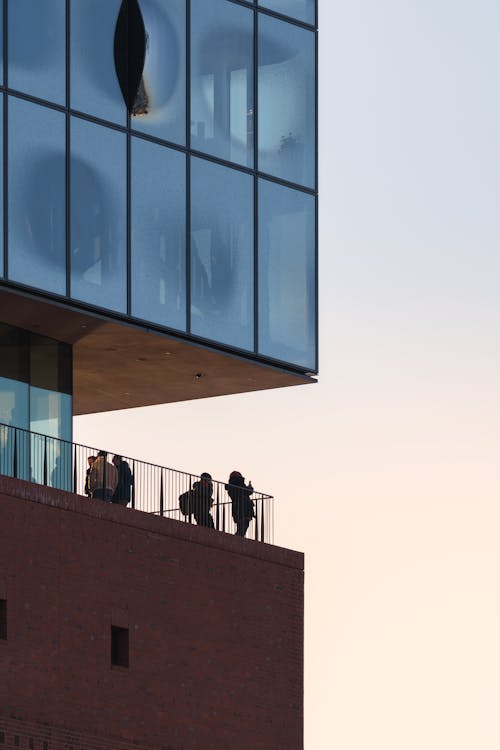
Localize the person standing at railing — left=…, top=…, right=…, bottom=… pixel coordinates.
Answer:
left=225, top=470, right=255, bottom=537
left=111, top=455, right=133, bottom=506
left=89, top=450, right=118, bottom=502
left=191, top=472, right=215, bottom=528
left=84, top=455, right=96, bottom=497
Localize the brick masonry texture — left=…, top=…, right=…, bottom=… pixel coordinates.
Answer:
left=0, top=476, right=304, bottom=750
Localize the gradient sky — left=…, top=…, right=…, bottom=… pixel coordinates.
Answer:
left=75, top=1, right=500, bottom=747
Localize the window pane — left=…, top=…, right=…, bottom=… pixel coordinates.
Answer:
left=30, top=388, right=72, bottom=488
left=8, top=98, right=66, bottom=295
left=191, top=157, right=254, bottom=351
left=70, top=118, right=126, bottom=313
left=0, top=96, right=3, bottom=278
left=258, top=15, right=315, bottom=188
left=0, top=1, right=4, bottom=85
left=258, top=179, right=315, bottom=369
left=0, top=378, right=29, bottom=480
left=258, top=0, right=315, bottom=25
left=191, top=0, right=253, bottom=168
left=9, top=0, right=66, bottom=104
left=70, top=0, right=125, bottom=124
left=131, top=0, right=186, bottom=146
left=131, top=138, right=186, bottom=331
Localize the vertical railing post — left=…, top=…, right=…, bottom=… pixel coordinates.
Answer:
left=43, top=435, right=48, bottom=486
left=159, top=472, right=164, bottom=517
left=73, top=444, right=77, bottom=494
left=254, top=499, right=259, bottom=541
left=13, top=427, right=18, bottom=479
left=261, top=498, right=265, bottom=544
left=131, top=460, right=135, bottom=509
left=216, top=485, right=220, bottom=530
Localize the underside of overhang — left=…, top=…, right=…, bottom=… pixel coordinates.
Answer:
left=0, top=285, right=315, bottom=415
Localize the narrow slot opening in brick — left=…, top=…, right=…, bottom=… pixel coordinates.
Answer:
left=111, top=625, right=129, bottom=667
left=0, top=600, right=6, bottom=640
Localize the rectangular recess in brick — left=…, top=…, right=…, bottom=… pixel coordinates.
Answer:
left=111, top=625, right=129, bottom=667
left=0, top=600, right=6, bottom=640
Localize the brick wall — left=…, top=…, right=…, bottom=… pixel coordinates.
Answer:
left=0, top=476, right=303, bottom=750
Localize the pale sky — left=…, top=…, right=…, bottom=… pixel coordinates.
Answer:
left=75, top=1, right=500, bottom=747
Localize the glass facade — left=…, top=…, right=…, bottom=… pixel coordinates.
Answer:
left=0, top=323, right=72, bottom=486
left=0, top=0, right=317, bottom=373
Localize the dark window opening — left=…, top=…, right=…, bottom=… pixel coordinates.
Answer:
left=0, top=600, right=6, bottom=640
left=111, top=625, right=129, bottom=667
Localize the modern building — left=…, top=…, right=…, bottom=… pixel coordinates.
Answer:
left=0, top=1, right=316, bottom=747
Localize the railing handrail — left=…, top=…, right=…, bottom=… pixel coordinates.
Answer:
left=0, top=421, right=273, bottom=499
left=0, top=421, right=275, bottom=543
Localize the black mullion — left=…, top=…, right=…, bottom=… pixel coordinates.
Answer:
left=186, top=0, right=191, bottom=333
left=65, top=0, right=70, bottom=297
left=247, top=3, right=316, bottom=31
left=314, top=26, right=318, bottom=371
left=253, top=7, right=258, bottom=354
left=3, top=0, right=7, bottom=281
left=126, top=112, right=131, bottom=316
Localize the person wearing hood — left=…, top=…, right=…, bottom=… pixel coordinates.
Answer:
left=225, top=470, right=254, bottom=537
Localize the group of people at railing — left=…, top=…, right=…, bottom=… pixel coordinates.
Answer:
left=84, top=451, right=133, bottom=505
left=178, top=470, right=255, bottom=537
left=84, top=450, right=256, bottom=539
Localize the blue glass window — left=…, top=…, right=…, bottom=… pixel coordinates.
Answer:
left=191, top=0, right=254, bottom=168
left=70, top=0, right=125, bottom=125
left=0, top=1, right=4, bottom=86
left=258, top=0, right=315, bottom=26
left=191, top=157, right=254, bottom=351
left=70, top=118, right=127, bottom=313
left=131, top=138, right=186, bottom=331
left=258, top=15, right=315, bottom=188
left=8, top=98, right=66, bottom=295
left=131, top=0, right=186, bottom=146
left=9, top=0, right=66, bottom=105
left=258, top=179, right=316, bottom=369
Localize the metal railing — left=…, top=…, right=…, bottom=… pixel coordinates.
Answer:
left=0, top=422, right=274, bottom=543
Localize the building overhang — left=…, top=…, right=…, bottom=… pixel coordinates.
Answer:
left=0, top=285, right=315, bottom=415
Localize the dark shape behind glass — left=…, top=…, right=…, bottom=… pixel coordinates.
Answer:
left=114, top=0, right=147, bottom=113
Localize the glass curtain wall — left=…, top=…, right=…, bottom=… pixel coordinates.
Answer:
left=0, top=324, right=72, bottom=488
left=1, top=0, right=317, bottom=373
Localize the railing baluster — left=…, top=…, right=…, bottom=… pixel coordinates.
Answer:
left=13, top=427, right=18, bottom=479
left=0, top=422, right=274, bottom=544
left=159, top=472, right=164, bottom=517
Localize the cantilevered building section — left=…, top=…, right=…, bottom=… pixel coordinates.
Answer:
left=0, top=1, right=317, bottom=748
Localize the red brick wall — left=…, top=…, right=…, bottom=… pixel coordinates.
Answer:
left=0, top=476, right=303, bottom=750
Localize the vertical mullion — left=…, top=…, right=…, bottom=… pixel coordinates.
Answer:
left=126, top=112, right=131, bottom=316
left=253, top=7, right=259, bottom=354
left=186, top=0, right=191, bottom=333
left=314, top=26, right=318, bottom=371
left=3, top=0, right=7, bottom=281
left=65, top=0, right=70, bottom=297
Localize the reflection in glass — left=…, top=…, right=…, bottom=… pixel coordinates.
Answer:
left=258, top=179, right=316, bottom=369
left=131, top=0, right=186, bottom=145
left=71, top=0, right=125, bottom=124
left=191, top=157, right=253, bottom=350
left=132, top=138, right=186, bottom=330
left=9, top=0, right=66, bottom=104
left=0, top=1, right=4, bottom=85
left=0, top=377, right=29, bottom=480
left=70, top=118, right=127, bottom=313
left=259, top=15, right=315, bottom=188
left=258, top=0, right=315, bottom=26
left=9, top=98, right=66, bottom=295
left=191, top=0, right=253, bottom=167
left=30, top=387, right=72, bottom=488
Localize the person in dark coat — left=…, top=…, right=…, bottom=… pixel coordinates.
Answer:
left=84, top=455, right=96, bottom=497
left=225, top=470, right=254, bottom=537
left=112, top=455, right=133, bottom=506
left=190, top=472, right=214, bottom=528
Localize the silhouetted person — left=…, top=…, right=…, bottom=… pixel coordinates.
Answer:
left=112, top=455, right=133, bottom=506
left=225, top=470, right=254, bottom=537
left=191, top=472, right=214, bottom=528
left=90, top=450, right=117, bottom=502
left=84, top=455, right=96, bottom=497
